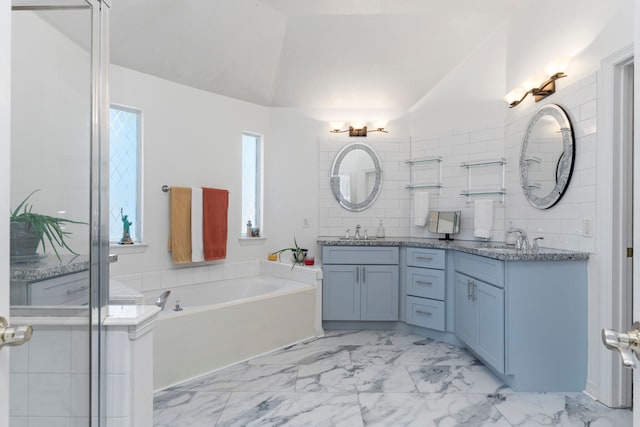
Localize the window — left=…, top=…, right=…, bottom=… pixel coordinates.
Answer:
left=241, top=132, right=262, bottom=236
left=109, top=105, right=141, bottom=243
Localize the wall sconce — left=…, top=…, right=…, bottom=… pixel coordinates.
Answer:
left=504, top=57, right=571, bottom=108
left=329, top=121, right=389, bottom=137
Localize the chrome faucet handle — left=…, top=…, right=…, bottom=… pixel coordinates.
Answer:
left=363, top=229, right=368, bottom=240
left=345, top=229, right=350, bottom=239
left=602, top=322, right=640, bottom=368
left=532, top=237, right=544, bottom=253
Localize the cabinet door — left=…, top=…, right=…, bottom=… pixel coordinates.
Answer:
left=322, top=265, right=360, bottom=320
left=361, top=265, right=399, bottom=321
left=454, top=273, right=476, bottom=347
left=475, top=280, right=505, bottom=372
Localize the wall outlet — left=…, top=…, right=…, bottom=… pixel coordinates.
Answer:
left=583, top=218, right=593, bottom=237
left=303, top=218, right=310, bottom=228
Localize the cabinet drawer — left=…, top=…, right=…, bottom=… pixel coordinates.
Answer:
left=406, top=248, right=445, bottom=269
left=30, top=271, right=90, bottom=305
left=322, top=246, right=399, bottom=265
left=406, top=267, right=445, bottom=300
left=406, top=296, right=445, bottom=331
left=455, top=252, right=504, bottom=288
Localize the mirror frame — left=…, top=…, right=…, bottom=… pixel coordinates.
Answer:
left=520, top=103, right=575, bottom=209
left=330, top=142, right=382, bottom=212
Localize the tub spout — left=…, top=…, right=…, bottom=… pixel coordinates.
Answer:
left=155, top=290, right=171, bottom=311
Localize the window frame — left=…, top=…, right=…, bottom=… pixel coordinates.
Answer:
left=109, top=103, right=143, bottom=246
left=241, top=131, right=263, bottom=236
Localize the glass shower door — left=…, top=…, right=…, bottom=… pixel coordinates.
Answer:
left=8, top=1, right=109, bottom=425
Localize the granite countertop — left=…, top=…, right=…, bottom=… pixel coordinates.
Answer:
left=316, top=237, right=589, bottom=261
left=10, top=253, right=119, bottom=282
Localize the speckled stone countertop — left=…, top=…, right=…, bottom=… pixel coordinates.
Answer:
left=11, top=253, right=119, bottom=282
left=317, top=237, right=589, bottom=262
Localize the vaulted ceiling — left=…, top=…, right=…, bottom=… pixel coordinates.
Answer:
left=45, top=0, right=521, bottom=110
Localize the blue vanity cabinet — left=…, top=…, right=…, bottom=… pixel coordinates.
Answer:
left=454, top=251, right=588, bottom=392
left=454, top=271, right=505, bottom=372
left=405, top=248, right=447, bottom=331
left=322, top=246, right=399, bottom=321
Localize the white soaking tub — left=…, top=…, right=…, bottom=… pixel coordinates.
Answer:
left=149, top=274, right=318, bottom=389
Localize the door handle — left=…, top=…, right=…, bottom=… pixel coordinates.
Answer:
left=0, top=316, right=33, bottom=349
left=361, top=266, right=365, bottom=284
left=602, top=321, right=640, bottom=368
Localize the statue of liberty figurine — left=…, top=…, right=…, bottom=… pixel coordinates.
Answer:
left=119, top=208, right=134, bottom=245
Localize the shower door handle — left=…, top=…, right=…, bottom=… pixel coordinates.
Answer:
left=602, top=321, right=640, bottom=368
left=0, top=316, right=33, bottom=349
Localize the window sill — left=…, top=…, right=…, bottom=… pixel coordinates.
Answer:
left=109, top=243, right=149, bottom=255
left=238, top=236, right=267, bottom=244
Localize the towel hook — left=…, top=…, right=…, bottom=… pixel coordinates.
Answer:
left=161, top=185, right=169, bottom=193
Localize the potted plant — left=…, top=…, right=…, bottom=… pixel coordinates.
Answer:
left=10, top=190, right=85, bottom=261
left=270, top=237, right=308, bottom=267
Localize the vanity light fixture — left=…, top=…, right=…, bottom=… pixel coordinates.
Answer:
left=329, top=120, right=389, bottom=137
left=504, top=57, right=571, bottom=108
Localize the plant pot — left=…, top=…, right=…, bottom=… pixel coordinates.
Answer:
left=292, top=249, right=308, bottom=263
left=10, top=221, right=42, bottom=257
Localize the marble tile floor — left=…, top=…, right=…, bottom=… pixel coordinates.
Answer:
left=153, top=330, right=632, bottom=426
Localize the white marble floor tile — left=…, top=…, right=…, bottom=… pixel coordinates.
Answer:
left=249, top=345, right=353, bottom=367
left=407, top=365, right=509, bottom=394
left=297, top=364, right=417, bottom=393
left=171, top=363, right=298, bottom=392
left=307, top=330, right=395, bottom=347
left=435, top=342, right=481, bottom=366
left=491, top=393, right=633, bottom=426
left=359, top=392, right=512, bottom=427
left=153, top=390, right=230, bottom=427
left=216, top=391, right=363, bottom=427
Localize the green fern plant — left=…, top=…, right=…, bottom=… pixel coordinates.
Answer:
left=10, top=190, right=86, bottom=260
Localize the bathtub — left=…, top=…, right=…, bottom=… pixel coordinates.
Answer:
left=148, top=274, right=320, bottom=390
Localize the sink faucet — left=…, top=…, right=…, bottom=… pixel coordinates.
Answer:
left=507, top=227, right=530, bottom=253
left=355, top=224, right=361, bottom=239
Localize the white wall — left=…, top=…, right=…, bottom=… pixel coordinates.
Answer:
left=109, top=65, right=271, bottom=279
left=408, top=25, right=508, bottom=241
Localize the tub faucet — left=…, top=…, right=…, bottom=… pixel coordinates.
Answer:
left=355, top=224, right=361, bottom=239
left=155, top=290, right=171, bottom=311
left=508, top=227, right=529, bottom=253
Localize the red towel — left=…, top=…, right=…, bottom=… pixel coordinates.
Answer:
left=202, top=187, right=229, bottom=261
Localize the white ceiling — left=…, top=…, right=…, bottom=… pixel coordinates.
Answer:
left=43, top=0, right=520, bottom=110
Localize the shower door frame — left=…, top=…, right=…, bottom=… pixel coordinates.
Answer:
left=4, top=0, right=111, bottom=425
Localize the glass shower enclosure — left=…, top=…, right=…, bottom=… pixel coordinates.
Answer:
left=8, top=0, right=110, bottom=425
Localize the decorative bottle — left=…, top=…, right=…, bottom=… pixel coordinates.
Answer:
left=246, top=220, right=252, bottom=237
left=376, top=219, right=385, bottom=238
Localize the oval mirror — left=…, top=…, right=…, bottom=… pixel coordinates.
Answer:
left=330, top=142, right=382, bottom=212
left=520, top=104, right=575, bottom=209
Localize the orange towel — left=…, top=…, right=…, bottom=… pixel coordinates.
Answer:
left=169, top=187, right=192, bottom=264
left=203, top=187, right=229, bottom=261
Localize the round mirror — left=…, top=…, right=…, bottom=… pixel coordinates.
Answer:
left=520, top=104, right=575, bottom=209
left=330, top=142, right=382, bottom=212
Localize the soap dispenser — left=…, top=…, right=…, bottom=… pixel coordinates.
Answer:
left=376, top=219, right=385, bottom=238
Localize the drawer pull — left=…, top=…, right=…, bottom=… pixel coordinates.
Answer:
left=66, top=285, right=89, bottom=296
left=416, top=310, right=433, bottom=316
left=416, top=256, right=433, bottom=261
left=416, top=280, right=432, bottom=286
